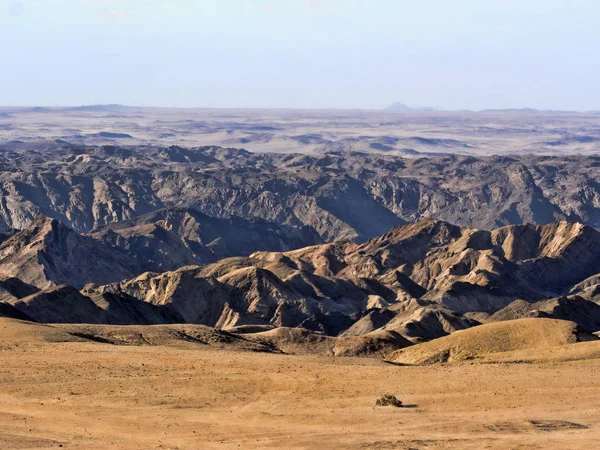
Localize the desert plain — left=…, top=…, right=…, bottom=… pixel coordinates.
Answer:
left=0, top=319, right=599, bottom=450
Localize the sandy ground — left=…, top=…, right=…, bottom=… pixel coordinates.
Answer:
left=0, top=339, right=599, bottom=450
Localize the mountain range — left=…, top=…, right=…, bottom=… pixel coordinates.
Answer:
left=0, top=143, right=598, bottom=243
left=1, top=210, right=598, bottom=356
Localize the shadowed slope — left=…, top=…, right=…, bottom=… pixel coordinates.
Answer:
left=0, top=216, right=140, bottom=289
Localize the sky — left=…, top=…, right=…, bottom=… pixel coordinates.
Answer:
left=1, top=0, right=599, bottom=110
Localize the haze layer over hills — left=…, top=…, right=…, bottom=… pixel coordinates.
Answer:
left=1, top=106, right=600, bottom=156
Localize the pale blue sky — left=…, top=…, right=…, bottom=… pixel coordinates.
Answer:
left=1, top=0, right=599, bottom=110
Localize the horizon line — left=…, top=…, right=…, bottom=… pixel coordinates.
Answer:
left=0, top=104, right=597, bottom=114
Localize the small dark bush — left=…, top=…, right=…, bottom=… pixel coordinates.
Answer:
left=376, top=394, right=403, bottom=407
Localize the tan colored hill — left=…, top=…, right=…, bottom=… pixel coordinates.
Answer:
left=333, top=329, right=413, bottom=357
left=0, top=317, right=88, bottom=347
left=241, top=327, right=336, bottom=355
left=241, top=326, right=412, bottom=357
left=55, top=323, right=278, bottom=352
left=385, top=318, right=598, bottom=365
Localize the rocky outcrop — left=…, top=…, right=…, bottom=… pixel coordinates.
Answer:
left=99, top=261, right=375, bottom=335
left=340, top=298, right=476, bottom=343
left=570, top=274, right=600, bottom=303
left=100, top=267, right=230, bottom=326
left=250, top=219, right=600, bottom=313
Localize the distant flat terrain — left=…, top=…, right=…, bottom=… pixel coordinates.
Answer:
left=1, top=320, right=599, bottom=449
left=1, top=106, right=600, bottom=156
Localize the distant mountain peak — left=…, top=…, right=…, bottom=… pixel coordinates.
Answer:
left=385, top=102, right=436, bottom=111
left=385, top=102, right=412, bottom=111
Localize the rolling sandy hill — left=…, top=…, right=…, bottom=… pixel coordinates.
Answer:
left=385, top=318, right=598, bottom=365
left=0, top=317, right=277, bottom=353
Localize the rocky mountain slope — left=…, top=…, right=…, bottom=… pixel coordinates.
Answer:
left=89, top=207, right=321, bottom=272
left=0, top=215, right=140, bottom=289
left=0, top=143, right=598, bottom=242
left=0, top=216, right=598, bottom=357
left=248, top=219, right=600, bottom=313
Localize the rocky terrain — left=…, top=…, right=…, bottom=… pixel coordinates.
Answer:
left=0, top=215, right=141, bottom=289
left=89, top=207, right=321, bottom=272
left=0, top=142, right=598, bottom=243
left=0, top=210, right=598, bottom=357
left=0, top=140, right=598, bottom=358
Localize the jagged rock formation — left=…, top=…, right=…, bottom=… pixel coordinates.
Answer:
left=249, top=219, right=600, bottom=314
left=98, top=262, right=373, bottom=336
left=340, top=299, right=477, bottom=343
left=0, top=143, right=598, bottom=242
left=89, top=207, right=322, bottom=272
left=0, top=216, right=599, bottom=357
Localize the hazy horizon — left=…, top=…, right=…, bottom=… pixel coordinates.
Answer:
left=2, top=0, right=599, bottom=111
left=1, top=103, right=598, bottom=113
